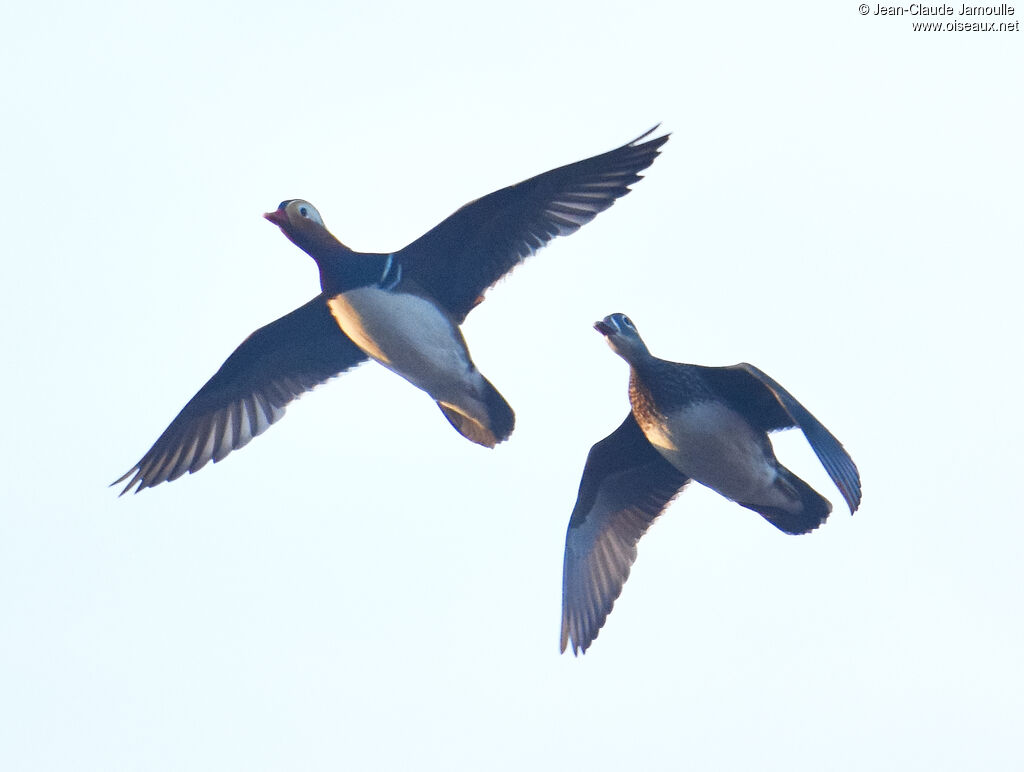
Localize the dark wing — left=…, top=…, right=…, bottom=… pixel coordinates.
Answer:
left=398, top=127, right=669, bottom=321
left=697, top=363, right=861, bottom=515
left=561, top=414, right=689, bottom=656
left=114, top=295, right=367, bottom=495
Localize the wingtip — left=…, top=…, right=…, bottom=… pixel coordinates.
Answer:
left=561, top=614, right=586, bottom=656
left=110, top=472, right=131, bottom=496
left=842, top=483, right=862, bottom=516
left=110, top=468, right=144, bottom=497
left=630, top=124, right=671, bottom=147
left=560, top=639, right=584, bottom=657
left=829, top=456, right=862, bottom=516
left=561, top=616, right=593, bottom=656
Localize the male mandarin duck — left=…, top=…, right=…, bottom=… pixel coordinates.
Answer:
left=560, top=314, right=861, bottom=654
left=115, top=129, right=669, bottom=494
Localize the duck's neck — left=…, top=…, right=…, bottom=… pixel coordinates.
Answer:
left=277, top=224, right=385, bottom=295
left=315, top=250, right=393, bottom=295
left=282, top=221, right=351, bottom=258
left=618, top=345, right=658, bottom=378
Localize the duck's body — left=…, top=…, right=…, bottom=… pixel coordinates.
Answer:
left=116, top=128, right=667, bottom=494
left=325, top=273, right=513, bottom=447
left=626, top=356, right=832, bottom=532
left=636, top=394, right=783, bottom=507
left=560, top=314, right=861, bottom=655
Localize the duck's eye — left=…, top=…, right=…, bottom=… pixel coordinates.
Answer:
left=621, top=316, right=634, bottom=329
left=289, top=201, right=322, bottom=226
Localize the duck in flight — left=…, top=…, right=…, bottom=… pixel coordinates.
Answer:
left=561, top=314, right=861, bottom=655
left=114, top=129, right=669, bottom=495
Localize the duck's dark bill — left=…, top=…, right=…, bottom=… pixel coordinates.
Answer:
left=594, top=320, right=615, bottom=336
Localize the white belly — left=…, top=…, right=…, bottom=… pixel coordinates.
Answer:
left=327, top=288, right=482, bottom=402
left=640, top=401, right=780, bottom=504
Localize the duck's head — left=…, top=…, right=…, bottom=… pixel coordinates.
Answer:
left=594, top=313, right=651, bottom=363
left=264, top=199, right=340, bottom=253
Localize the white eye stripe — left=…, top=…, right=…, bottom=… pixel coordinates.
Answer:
left=608, top=314, right=635, bottom=333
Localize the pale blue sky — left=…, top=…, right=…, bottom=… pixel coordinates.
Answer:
left=2, top=1, right=1022, bottom=770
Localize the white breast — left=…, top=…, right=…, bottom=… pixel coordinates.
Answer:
left=327, top=288, right=481, bottom=402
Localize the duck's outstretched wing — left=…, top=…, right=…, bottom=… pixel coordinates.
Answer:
left=561, top=413, right=689, bottom=655
left=399, top=128, right=669, bottom=321
left=699, top=363, right=861, bottom=515
left=114, top=295, right=367, bottom=495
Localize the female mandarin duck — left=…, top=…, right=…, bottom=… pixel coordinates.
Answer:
left=115, top=129, right=668, bottom=494
left=561, top=314, right=861, bottom=655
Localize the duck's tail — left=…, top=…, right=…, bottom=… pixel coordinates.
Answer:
left=739, top=466, right=832, bottom=535
left=436, top=375, right=515, bottom=448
